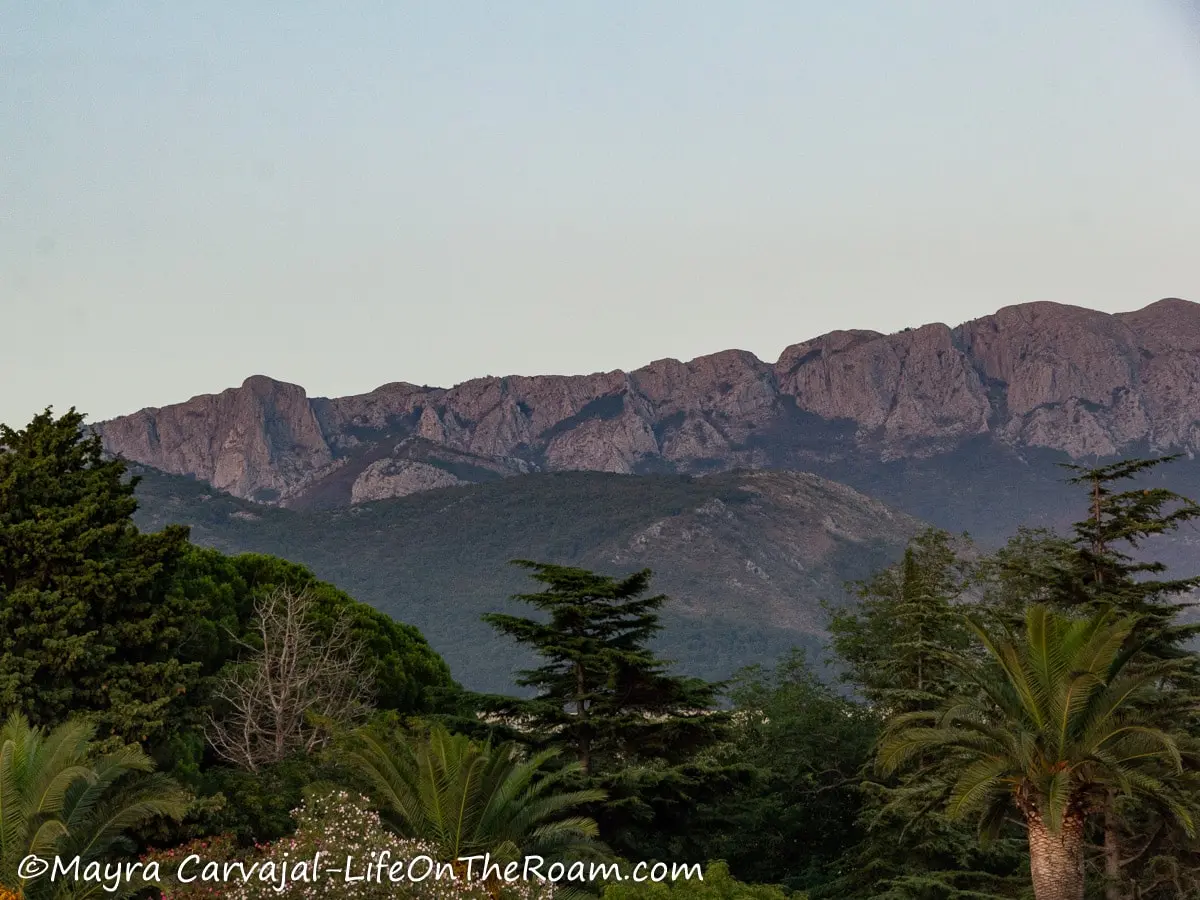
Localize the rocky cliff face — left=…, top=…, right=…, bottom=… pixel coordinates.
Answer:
left=96, top=298, right=1200, bottom=505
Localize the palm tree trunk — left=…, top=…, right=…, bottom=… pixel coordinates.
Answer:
left=1103, top=796, right=1124, bottom=900
left=1026, top=810, right=1086, bottom=900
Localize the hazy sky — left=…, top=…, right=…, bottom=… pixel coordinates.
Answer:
left=4, top=2, right=1200, bottom=428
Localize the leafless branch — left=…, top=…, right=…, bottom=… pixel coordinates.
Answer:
left=206, top=586, right=375, bottom=771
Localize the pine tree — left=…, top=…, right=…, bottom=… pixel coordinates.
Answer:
left=1059, top=456, right=1200, bottom=670
left=1056, top=456, right=1200, bottom=900
left=481, top=561, right=733, bottom=860
left=482, top=561, right=723, bottom=775
left=0, top=408, right=193, bottom=749
left=821, top=529, right=1027, bottom=899
left=971, top=526, right=1076, bottom=630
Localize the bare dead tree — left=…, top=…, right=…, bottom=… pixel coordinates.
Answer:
left=206, top=586, right=375, bottom=772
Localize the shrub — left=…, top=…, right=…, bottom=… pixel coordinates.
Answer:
left=149, top=789, right=558, bottom=900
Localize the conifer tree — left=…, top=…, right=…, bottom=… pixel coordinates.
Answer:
left=822, top=529, right=1027, bottom=899
left=0, top=408, right=193, bottom=748
left=1057, top=456, right=1200, bottom=900
left=482, top=561, right=723, bottom=775
left=829, top=529, right=976, bottom=716
left=481, top=561, right=733, bottom=860
left=1059, top=456, right=1200, bottom=671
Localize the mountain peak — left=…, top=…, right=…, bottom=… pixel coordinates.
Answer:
left=97, top=298, right=1200, bottom=504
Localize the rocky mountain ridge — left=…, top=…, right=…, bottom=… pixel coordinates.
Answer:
left=96, top=298, right=1200, bottom=505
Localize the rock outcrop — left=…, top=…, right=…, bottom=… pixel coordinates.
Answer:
left=98, top=374, right=334, bottom=501
left=96, top=298, right=1200, bottom=504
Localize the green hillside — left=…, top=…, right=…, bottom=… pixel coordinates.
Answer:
left=131, top=467, right=923, bottom=692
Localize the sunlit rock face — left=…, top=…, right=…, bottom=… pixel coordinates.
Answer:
left=96, top=298, right=1200, bottom=504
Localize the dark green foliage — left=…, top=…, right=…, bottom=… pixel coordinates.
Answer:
left=0, top=406, right=460, bottom=855
left=129, top=466, right=913, bottom=693
left=877, top=606, right=1195, bottom=900
left=1058, top=456, right=1200, bottom=671
left=960, top=455, right=1200, bottom=898
left=0, top=712, right=190, bottom=899
left=125, top=547, right=457, bottom=799
left=970, top=527, right=1075, bottom=630
left=1055, top=457, right=1200, bottom=899
left=153, top=551, right=457, bottom=843
left=344, top=722, right=609, bottom=862
left=11, top=397, right=1200, bottom=896
left=483, top=562, right=726, bottom=775
left=482, top=562, right=736, bottom=861
left=828, top=529, right=977, bottom=714
left=971, top=457, right=1200, bottom=898
left=0, top=408, right=194, bottom=749
left=823, top=529, right=1028, bottom=899
left=600, top=753, right=756, bottom=867
left=165, top=547, right=456, bottom=719
left=192, top=753, right=347, bottom=845
left=212, top=552, right=455, bottom=713
left=692, top=651, right=876, bottom=892
left=977, top=458, right=1200, bottom=668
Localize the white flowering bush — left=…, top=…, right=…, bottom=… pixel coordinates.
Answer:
left=151, top=789, right=558, bottom=900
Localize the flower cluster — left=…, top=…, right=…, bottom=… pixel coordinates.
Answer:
left=145, top=790, right=556, bottom=900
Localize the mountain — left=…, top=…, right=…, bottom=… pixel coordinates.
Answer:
left=96, top=299, right=1200, bottom=519
left=129, top=467, right=923, bottom=692
left=102, top=297, right=1200, bottom=690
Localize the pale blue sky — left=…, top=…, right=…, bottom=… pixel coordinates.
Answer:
left=4, top=2, right=1200, bottom=427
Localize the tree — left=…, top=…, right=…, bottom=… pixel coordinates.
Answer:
left=480, top=562, right=733, bottom=860
left=877, top=605, right=1195, bottom=900
left=0, top=712, right=190, bottom=899
left=206, top=585, right=374, bottom=772
left=975, top=456, right=1200, bottom=898
left=0, top=408, right=193, bottom=749
left=828, top=529, right=977, bottom=716
left=824, top=529, right=1025, bottom=899
left=971, top=527, right=1076, bottom=630
left=344, top=723, right=608, bottom=865
left=1057, top=456, right=1200, bottom=688
left=222, top=553, right=456, bottom=714
left=158, top=549, right=456, bottom=774
left=141, top=550, right=458, bottom=849
left=482, top=562, right=724, bottom=775
left=691, top=650, right=876, bottom=891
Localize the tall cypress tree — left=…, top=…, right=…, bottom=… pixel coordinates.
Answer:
left=0, top=408, right=193, bottom=748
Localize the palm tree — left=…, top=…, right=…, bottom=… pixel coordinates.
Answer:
left=877, top=605, right=1195, bottom=900
left=345, top=724, right=609, bottom=867
left=0, top=713, right=189, bottom=900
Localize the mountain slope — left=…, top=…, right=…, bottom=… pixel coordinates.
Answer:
left=130, top=467, right=924, bottom=692
left=98, top=298, right=1200, bottom=510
